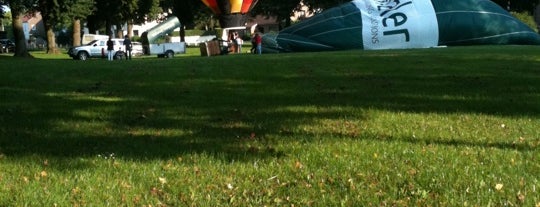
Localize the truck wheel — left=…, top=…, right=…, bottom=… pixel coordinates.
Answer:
left=78, top=52, right=89, bottom=61
left=165, top=51, right=174, bottom=58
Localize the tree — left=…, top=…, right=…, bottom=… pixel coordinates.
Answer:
left=491, top=0, right=539, bottom=13
left=64, top=0, right=94, bottom=46
left=131, top=0, right=161, bottom=37
left=1, top=7, right=12, bottom=38
left=302, top=0, right=349, bottom=11
left=3, top=0, right=37, bottom=57
left=87, top=0, right=163, bottom=38
left=39, top=0, right=64, bottom=53
left=254, top=0, right=301, bottom=28
left=87, top=0, right=122, bottom=36
left=136, top=0, right=161, bottom=24
left=536, top=4, right=540, bottom=33
left=161, top=0, right=205, bottom=41
left=0, top=2, right=5, bottom=21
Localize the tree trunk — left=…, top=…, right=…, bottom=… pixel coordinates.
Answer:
left=127, top=22, right=133, bottom=38
left=46, top=27, right=59, bottom=54
left=535, top=4, right=540, bottom=33
left=10, top=9, right=32, bottom=58
left=42, top=14, right=59, bottom=54
left=116, top=23, right=123, bottom=38
left=106, top=21, right=112, bottom=37
left=180, top=26, right=185, bottom=42
left=73, top=19, right=82, bottom=46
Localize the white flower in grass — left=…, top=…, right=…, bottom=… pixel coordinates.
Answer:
left=158, top=177, right=167, bottom=185
left=495, top=183, right=503, bottom=191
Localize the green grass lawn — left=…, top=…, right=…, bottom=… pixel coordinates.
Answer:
left=1, top=46, right=539, bottom=206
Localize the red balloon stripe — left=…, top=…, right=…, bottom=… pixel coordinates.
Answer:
left=240, top=0, right=253, bottom=13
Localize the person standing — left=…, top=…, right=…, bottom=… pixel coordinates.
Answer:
left=250, top=33, right=256, bottom=54
left=234, top=32, right=243, bottom=53
left=123, top=35, right=132, bottom=60
left=106, top=37, right=114, bottom=61
left=255, top=33, right=262, bottom=55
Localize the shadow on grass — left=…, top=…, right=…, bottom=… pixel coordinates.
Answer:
left=1, top=48, right=539, bottom=162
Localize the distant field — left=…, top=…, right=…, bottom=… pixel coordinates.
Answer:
left=1, top=46, right=539, bottom=206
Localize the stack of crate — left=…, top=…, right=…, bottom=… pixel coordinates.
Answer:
left=199, top=40, right=221, bottom=56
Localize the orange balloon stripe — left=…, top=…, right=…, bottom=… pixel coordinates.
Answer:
left=201, top=0, right=221, bottom=15
left=230, top=0, right=242, bottom=13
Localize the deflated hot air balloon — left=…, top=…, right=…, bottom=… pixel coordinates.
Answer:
left=201, top=0, right=259, bottom=28
left=263, top=0, right=540, bottom=53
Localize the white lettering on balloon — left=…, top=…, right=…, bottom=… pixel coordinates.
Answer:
left=378, top=0, right=412, bottom=42
left=355, top=0, right=439, bottom=49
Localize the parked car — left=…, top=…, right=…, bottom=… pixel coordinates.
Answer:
left=67, top=38, right=126, bottom=60
left=0, top=39, right=16, bottom=53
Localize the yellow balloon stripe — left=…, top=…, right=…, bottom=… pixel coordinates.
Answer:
left=230, top=0, right=242, bottom=13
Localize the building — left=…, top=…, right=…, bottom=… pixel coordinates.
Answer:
left=21, top=12, right=47, bottom=49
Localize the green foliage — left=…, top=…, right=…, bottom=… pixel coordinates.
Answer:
left=254, top=0, right=300, bottom=27
left=511, top=11, right=539, bottom=32
left=1, top=46, right=540, bottom=206
left=65, top=0, right=95, bottom=20
left=0, top=11, right=13, bottom=39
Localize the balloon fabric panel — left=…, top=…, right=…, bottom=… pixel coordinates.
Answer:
left=230, top=0, right=242, bottom=13
left=201, top=0, right=220, bottom=14
left=431, top=0, right=540, bottom=45
left=217, top=0, right=232, bottom=14
left=262, top=0, right=540, bottom=53
left=241, top=0, right=257, bottom=13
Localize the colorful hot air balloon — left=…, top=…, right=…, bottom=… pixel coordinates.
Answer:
left=201, top=0, right=259, bottom=28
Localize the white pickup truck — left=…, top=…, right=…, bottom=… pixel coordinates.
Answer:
left=141, top=16, right=187, bottom=58
left=147, top=42, right=186, bottom=58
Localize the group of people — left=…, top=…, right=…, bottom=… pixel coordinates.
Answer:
left=227, top=32, right=243, bottom=53
left=105, top=35, right=133, bottom=61
left=227, top=31, right=262, bottom=55
left=105, top=31, right=262, bottom=60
